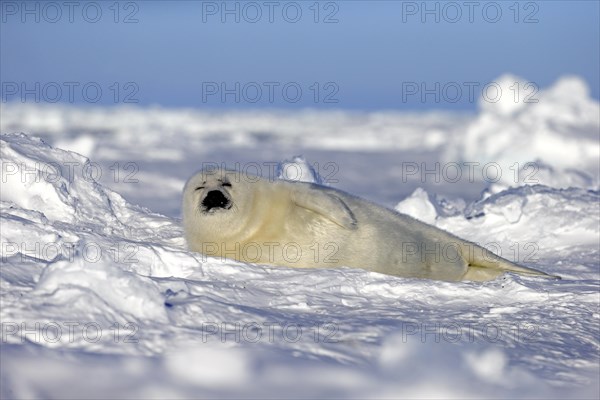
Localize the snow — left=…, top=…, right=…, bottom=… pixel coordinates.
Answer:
left=1, top=76, right=599, bottom=398
left=444, top=75, right=600, bottom=189
left=395, top=187, right=438, bottom=224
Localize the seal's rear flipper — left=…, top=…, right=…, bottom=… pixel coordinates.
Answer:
left=462, top=264, right=561, bottom=281
left=462, top=243, right=562, bottom=281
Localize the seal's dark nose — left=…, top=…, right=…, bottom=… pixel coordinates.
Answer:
left=202, top=190, right=230, bottom=211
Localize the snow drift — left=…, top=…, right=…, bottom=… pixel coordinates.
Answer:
left=443, top=75, right=600, bottom=189
left=1, top=131, right=598, bottom=398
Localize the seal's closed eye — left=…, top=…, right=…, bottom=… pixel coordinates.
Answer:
left=195, top=181, right=207, bottom=191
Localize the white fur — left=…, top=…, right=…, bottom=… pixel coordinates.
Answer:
left=183, top=168, right=557, bottom=282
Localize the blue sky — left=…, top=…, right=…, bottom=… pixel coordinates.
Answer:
left=1, top=0, right=598, bottom=110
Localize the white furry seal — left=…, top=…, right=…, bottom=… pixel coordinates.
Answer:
left=182, top=168, right=559, bottom=282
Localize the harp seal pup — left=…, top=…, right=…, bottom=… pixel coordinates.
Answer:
left=182, top=168, right=559, bottom=282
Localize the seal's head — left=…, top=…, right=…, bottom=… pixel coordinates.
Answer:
left=182, top=168, right=260, bottom=244
left=184, top=169, right=241, bottom=214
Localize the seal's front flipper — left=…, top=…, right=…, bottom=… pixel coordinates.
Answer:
left=292, top=185, right=357, bottom=230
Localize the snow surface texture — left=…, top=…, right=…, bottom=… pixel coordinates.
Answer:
left=1, top=76, right=599, bottom=398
